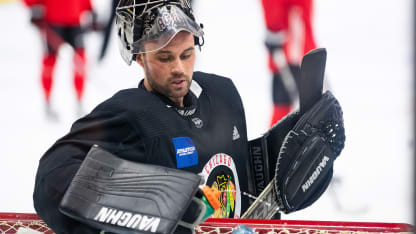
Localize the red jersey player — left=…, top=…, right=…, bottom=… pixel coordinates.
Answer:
left=260, top=0, right=317, bottom=126
left=23, top=0, right=96, bottom=119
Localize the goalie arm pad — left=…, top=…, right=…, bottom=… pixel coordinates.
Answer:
left=247, top=112, right=300, bottom=197
left=59, top=145, right=205, bottom=234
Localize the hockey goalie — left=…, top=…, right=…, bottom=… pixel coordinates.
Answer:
left=32, top=0, right=346, bottom=233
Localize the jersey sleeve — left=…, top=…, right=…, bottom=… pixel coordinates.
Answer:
left=33, top=108, right=143, bottom=233
left=83, top=0, right=93, bottom=12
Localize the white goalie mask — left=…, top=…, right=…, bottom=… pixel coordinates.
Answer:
left=116, top=0, right=204, bottom=65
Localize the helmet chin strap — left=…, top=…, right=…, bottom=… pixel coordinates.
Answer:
left=194, top=23, right=204, bottom=49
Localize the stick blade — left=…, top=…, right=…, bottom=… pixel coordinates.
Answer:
left=299, top=48, right=327, bottom=114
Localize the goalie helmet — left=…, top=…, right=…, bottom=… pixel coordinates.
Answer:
left=116, top=0, right=204, bottom=65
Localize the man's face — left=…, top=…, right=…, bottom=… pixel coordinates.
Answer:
left=136, top=31, right=196, bottom=107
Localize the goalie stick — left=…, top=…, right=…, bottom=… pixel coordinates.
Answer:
left=241, top=48, right=327, bottom=219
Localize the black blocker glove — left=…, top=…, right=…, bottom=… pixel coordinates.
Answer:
left=59, top=145, right=220, bottom=234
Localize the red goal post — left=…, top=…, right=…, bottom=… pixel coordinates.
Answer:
left=0, top=213, right=413, bottom=234
left=197, top=218, right=414, bottom=233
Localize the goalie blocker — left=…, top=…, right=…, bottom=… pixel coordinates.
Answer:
left=247, top=91, right=345, bottom=215
left=59, top=145, right=214, bottom=234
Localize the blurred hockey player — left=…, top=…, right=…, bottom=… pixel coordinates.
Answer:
left=23, top=0, right=97, bottom=119
left=32, top=0, right=345, bottom=233
left=260, top=0, right=318, bottom=126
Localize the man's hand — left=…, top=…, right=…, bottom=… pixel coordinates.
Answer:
left=85, top=10, right=103, bottom=32
left=29, top=5, right=45, bottom=28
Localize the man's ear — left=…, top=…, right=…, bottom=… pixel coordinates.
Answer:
left=136, top=54, right=144, bottom=67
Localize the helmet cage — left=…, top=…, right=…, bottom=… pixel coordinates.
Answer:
left=115, top=0, right=204, bottom=65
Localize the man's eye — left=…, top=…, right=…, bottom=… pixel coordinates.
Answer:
left=158, top=57, right=171, bottom=62
left=181, top=54, right=192, bottom=60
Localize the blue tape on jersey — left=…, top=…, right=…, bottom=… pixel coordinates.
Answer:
left=172, top=137, right=198, bottom=168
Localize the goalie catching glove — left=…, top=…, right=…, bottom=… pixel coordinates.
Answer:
left=59, top=145, right=220, bottom=234
left=248, top=91, right=345, bottom=214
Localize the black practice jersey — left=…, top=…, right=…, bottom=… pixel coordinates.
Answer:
left=34, top=71, right=251, bottom=233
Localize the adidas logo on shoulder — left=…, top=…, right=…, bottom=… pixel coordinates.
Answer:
left=233, top=126, right=240, bottom=140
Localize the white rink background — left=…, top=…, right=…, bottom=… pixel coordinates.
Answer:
left=0, top=0, right=413, bottom=226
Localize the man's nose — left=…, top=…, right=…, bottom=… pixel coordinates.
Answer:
left=171, top=59, right=184, bottom=75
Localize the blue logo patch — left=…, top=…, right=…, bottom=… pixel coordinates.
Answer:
left=172, top=137, right=198, bottom=168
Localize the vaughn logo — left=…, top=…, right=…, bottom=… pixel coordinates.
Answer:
left=250, top=144, right=267, bottom=194
left=94, top=206, right=160, bottom=233
left=301, top=156, right=330, bottom=192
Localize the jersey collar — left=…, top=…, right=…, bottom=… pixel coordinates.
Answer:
left=138, top=79, right=202, bottom=117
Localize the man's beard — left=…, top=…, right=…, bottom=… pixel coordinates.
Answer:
left=147, top=72, right=191, bottom=99
left=166, top=74, right=191, bottom=98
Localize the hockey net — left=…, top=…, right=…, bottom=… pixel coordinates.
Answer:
left=196, top=218, right=414, bottom=234
left=0, top=213, right=413, bottom=234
